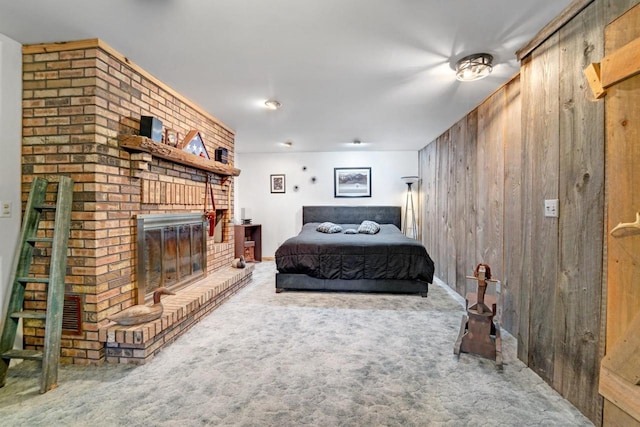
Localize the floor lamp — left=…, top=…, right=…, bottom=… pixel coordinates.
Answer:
left=401, top=176, right=419, bottom=239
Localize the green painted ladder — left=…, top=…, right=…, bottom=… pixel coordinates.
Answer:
left=0, top=176, right=73, bottom=393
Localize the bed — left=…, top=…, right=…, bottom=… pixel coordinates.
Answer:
left=275, top=206, right=434, bottom=296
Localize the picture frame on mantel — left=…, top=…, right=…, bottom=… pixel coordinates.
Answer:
left=270, top=174, right=286, bottom=193
left=180, top=130, right=210, bottom=159
left=164, top=128, right=179, bottom=147
left=334, top=167, right=371, bottom=198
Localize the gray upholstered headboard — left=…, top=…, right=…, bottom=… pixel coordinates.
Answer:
left=302, top=206, right=402, bottom=229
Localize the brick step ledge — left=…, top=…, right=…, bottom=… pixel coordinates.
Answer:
left=99, top=264, right=254, bottom=364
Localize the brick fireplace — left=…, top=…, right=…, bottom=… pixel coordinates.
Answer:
left=20, top=39, right=251, bottom=364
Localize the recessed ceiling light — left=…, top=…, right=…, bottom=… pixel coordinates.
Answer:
left=455, top=53, right=493, bottom=82
left=265, top=99, right=282, bottom=110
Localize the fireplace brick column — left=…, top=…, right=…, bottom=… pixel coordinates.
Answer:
left=21, top=38, right=238, bottom=364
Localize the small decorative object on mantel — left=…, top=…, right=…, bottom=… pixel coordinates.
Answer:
left=180, top=130, right=210, bottom=159
left=164, top=128, right=179, bottom=147
left=454, top=263, right=502, bottom=367
left=107, top=287, right=175, bottom=326
left=139, top=116, right=163, bottom=142
left=215, top=147, right=228, bottom=164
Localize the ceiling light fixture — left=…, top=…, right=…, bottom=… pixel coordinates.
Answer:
left=265, top=99, right=282, bottom=110
left=455, top=53, right=493, bottom=82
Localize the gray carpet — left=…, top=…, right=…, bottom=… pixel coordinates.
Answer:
left=0, top=262, right=593, bottom=426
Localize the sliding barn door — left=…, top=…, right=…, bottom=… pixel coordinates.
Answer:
left=602, top=3, right=640, bottom=425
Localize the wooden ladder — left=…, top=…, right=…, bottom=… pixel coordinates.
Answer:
left=0, top=176, right=73, bottom=393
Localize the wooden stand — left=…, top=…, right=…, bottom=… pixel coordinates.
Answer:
left=234, top=224, right=262, bottom=262
left=454, top=264, right=502, bottom=367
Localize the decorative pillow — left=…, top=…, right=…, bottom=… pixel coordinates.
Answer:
left=344, top=228, right=358, bottom=234
left=358, top=220, right=380, bottom=235
left=316, top=222, right=343, bottom=233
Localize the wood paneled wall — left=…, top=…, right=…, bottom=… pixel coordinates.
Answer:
left=419, top=81, right=518, bottom=308
left=419, top=2, right=640, bottom=423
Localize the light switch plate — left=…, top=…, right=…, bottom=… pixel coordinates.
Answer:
left=544, top=199, right=559, bottom=218
left=0, top=201, right=11, bottom=218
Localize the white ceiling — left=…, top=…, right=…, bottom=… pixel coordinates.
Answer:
left=0, top=0, right=571, bottom=153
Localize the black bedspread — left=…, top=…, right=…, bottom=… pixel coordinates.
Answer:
left=275, top=223, right=434, bottom=283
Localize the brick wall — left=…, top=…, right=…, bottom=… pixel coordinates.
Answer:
left=21, top=39, right=237, bottom=364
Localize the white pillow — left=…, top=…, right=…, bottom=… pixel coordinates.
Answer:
left=316, top=222, right=343, bottom=233
left=357, top=220, right=380, bottom=234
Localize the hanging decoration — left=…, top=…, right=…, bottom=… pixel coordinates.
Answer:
left=204, top=174, right=216, bottom=237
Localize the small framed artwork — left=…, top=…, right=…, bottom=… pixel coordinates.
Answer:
left=334, top=167, right=371, bottom=198
left=270, top=174, right=286, bottom=193
left=164, top=128, right=179, bottom=147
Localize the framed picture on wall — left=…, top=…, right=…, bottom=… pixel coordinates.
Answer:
left=334, top=167, right=371, bottom=198
left=270, top=174, right=286, bottom=193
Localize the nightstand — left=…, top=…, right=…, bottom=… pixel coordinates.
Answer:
left=234, top=224, right=262, bottom=262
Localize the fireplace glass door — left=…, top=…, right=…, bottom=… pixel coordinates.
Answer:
left=137, top=214, right=206, bottom=302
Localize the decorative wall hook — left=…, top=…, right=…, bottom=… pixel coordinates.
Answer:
left=610, top=212, right=640, bottom=237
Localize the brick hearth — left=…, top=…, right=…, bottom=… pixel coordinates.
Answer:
left=100, top=265, right=253, bottom=364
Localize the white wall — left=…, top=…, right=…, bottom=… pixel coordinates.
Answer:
left=235, top=150, right=418, bottom=257
left=0, top=34, right=22, bottom=328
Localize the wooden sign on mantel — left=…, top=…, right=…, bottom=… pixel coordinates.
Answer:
left=119, top=135, right=240, bottom=177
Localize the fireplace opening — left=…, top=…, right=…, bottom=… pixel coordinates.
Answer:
left=137, top=213, right=207, bottom=303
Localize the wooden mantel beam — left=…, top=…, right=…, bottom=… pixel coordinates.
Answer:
left=584, top=36, right=640, bottom=99
left=119, top=135, right=241, bottom=177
